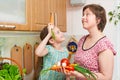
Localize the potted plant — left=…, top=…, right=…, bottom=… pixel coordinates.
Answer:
left=108, top=4, right=120, bottom=25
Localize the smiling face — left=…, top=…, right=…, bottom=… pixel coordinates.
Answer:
left=82, top=8, right=98, bottom=30
left=82, top=4, right=106, bottom=32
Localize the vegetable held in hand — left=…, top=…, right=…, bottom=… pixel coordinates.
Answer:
left=60, top=58, right=96, bottom=80
left=61, top=58, right=70, bottom=67
left=40, top=64, right=61, bottom=74
left=70, top=64, right=97, bottom=80
left=41, top=58, right=97, bottom=80
left=51, top=29, right=55, bottom=40
left=40, top=64, right=74, bottom=75
left=50, top=12, right=55, bottom=40
left=65, top=66, right=74, bottom=71
left=40, top=58, right=69, bottom=74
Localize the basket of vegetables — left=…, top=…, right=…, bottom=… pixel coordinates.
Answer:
left=41, top=58, right=97, bottom=80
left=0, top=57, right=24, bottom=80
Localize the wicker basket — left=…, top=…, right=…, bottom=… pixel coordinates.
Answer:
left=0, top=57, right=23, bottom=80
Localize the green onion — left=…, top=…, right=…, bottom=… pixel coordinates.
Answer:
left=74, top=64, right=97, bottom=80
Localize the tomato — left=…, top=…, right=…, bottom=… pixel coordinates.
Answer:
left=61, top=58, right=70, bottom=67
left=65, top=66, right=74, bottom=71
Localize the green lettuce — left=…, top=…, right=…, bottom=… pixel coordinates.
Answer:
left=0, top=63, right=22, bottom=80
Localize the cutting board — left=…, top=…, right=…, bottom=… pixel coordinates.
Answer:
left=33, top=42, right=43, bottom=80
left=23, top=43, right=33, bottom=74
left=11, top=45, right=23, bottom=68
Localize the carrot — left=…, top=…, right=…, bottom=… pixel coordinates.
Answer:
left=50, top=12, right=56, bottom=40
left=40, top=65, right=62, bottom=74
left=50, top=64, right=61, bottom=70
left=41, top=64, right=73, bottom=75
left=50, top=12, right=54, bottom=24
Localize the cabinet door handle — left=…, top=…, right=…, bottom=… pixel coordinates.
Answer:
left=0, top=25, right=16, bottom=30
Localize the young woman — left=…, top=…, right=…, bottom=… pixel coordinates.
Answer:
left=65, top=4, right=116, bottom=80
left=35, top=23, right=68, bottom=80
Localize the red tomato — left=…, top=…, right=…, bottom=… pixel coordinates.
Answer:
left=61, top=58, right=70, bottom=67
left=65, top=66, right=74, bottom=71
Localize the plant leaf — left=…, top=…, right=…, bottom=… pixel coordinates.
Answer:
left=114, top=20, right=118, bottom=25
left=108, top=12, right=113, bottom=16
left=109, top=17, right=113, bottom=22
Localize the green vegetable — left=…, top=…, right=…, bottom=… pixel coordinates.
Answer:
left=0, top=69, right=12, bottom=80
left=0, top=63, right=22, bottom=80
left=51, top=29, right=55, bottom=40
left=74, top=64, right=97, bottom=80
left=0, top=76, right=4, bottom=80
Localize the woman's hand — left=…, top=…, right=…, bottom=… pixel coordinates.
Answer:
left=65, top=70, right=87, bottom=79
left=57, top=67, right=71, bottom=80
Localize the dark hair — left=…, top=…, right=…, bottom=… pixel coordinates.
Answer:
left=83, top=4, right=106, bottom=32
left=40, top=26, right=51, bottom=45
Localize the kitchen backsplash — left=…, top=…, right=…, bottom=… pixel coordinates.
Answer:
left=0, top=36, right=40, bottom=58
left=0, top=33, right=82, bottom=57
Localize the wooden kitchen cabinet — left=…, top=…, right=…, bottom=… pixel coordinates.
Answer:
left=31, top=0, right=67, bottom=31
left=0, top=0, right=66, bottom=31
left=0, top=0, right=31, bottom=31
